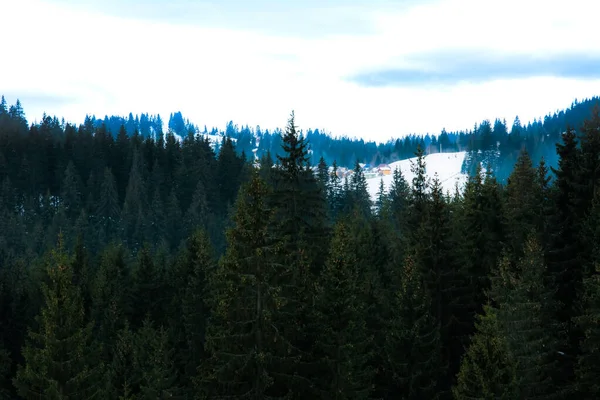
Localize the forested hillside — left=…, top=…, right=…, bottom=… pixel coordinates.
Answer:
left=1, top=96, right=600, bottom=399
left=80, top=96, right=600, bottom=182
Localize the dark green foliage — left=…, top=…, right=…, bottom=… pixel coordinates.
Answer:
left=575, top=264, right=600, bottom=398
left=387, top=166, right=411, bottom=260
left=94, top=168, right=121, bottom=249
left=171, top=229, right=214, bottom=391
left=316, top=156, right=329, bottom=191
left=1, top=99, right=600, bottom=399
left=327, top=161, right=344, bottom=219
left=504, top=149, right=539, bottom=258
left=133, top=319, right=181, bottom=399
left=108, top=319, right=182, bottom=399
left=312, top=220, right=374, bottom=399
left=13, top=237, right=105, bottom=399
left=346, top=159, right=372, bottom=217
left=130, top=246, right=166, bottom=328
left=452, top=307, right=518, bottom=400
left=409, top=145, right=429, bottom=234
left=414, top=173, right=456, bottom=397
left=91, top=244, right=131, bottom=355
left=199, top=173, right=292, bottom=398
left=271, top=111, right=329, bottom=270
left=0, top=345, right=10, bottom=399
left=385, top=255, right=442, bottom=400
left=546, top=127, right=583, bottom=388
left=490, top=238, right=560, bottom=399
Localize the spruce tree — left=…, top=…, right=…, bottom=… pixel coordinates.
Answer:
left=328, top=161, right=343, bottom=219
left=184, top=181, right=209, bottom=239
left=575, top=264, right=600, bottom=399
left=198, top=173, right=293, bottom=398
left=547, top=127, right=581, bottom=389
left=133, top=319, right=181, bottom=399
left=0, top=345, right=10, bottom=399
left=385, top=255, right=442, bottom=400
left=268, top=112, right=330, bottom=394
left=130, top=246, right=165, bottom=328
left=171, top=229, right=214, bottom=390
left=409, top=145, right=429, bottom=237
left=13, top=237, right=104, bottom=399
left=375, top=178, right=388, bottom=216
left=414, top=173, right=455, bottom=397
left=312, top=220, right=373, bottom=399
left=91, top=244, right=131, bottom=359
left=387, top=167, right=411, bottom=261
left=504, top=149, right=538, bottom=258
left=490, top=238, right=560, bottom=399
left=316, top=156, right=329, bottom=191
left=60, top=161, right=83, bottom=220
left=121, top=150, right=147, bottom=251
left=452, top=306, right=518, bottom=400
left=271, top=111, right=329, bottom=271
left=106, top=323, right=136, bottom=399
left=94, top=167, right=121, bottom=249
left=349, top=160, right=372, bottom=217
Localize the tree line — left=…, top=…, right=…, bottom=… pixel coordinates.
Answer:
left=80, top=96, right=600, bottom=181
left=1, top=97, right=600, bottom=399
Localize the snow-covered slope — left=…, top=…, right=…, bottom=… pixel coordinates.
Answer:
left=367, top=152, right=467, bottom=200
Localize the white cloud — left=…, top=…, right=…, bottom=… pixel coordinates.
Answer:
left=1, top=0, right=599, bottom=142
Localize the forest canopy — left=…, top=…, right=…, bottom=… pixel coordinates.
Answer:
left=1, top=95, right=600, bottom=398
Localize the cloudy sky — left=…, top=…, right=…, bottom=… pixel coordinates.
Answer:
left=2, top=0, right=600, bottom=142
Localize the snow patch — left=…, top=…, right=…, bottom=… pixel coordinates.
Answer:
left=367, top=152, right=468, bottom=200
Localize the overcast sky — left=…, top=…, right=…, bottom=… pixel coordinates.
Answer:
left=2, top=0, right=600, bottom=141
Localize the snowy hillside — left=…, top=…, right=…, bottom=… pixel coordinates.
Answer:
left=367, top=152, right=467, bottom=200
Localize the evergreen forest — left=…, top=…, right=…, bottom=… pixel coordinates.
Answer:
left=1, top=95, right=600, bottom=399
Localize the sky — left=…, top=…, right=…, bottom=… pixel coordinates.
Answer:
left=2, top=0, right=600, bottom=142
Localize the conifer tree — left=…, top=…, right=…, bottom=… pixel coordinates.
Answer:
left=268, top=112, right=330, bottom=393
left=574, top=105, right=600, bottom=224
left=349, top=160, right=372, bottom=217
left=171, top=229, right=214, bottom=390
left=409, top=145, right=429, bottom=236
left=60, top=161, right=83, bottom=220
left=13, top=236, right=104, bottom=399
left=199, top=173, right=293, bottom=398
left=184, top=181, right=209, bottom=239
left=385, top=255, right=442, bottom=400
left=147, top=187, right=166, bottom=246
left=575, top=264, right=600, bottom=399
left=106, top=323, right=136, bottom=399
left=375, top=178, right=388, bottom=215
left=271, top=111, right=329, bottom=270
left=490, top=238, right=560, bottom=399
left=121, top=150, right=147, bottom=250
left=312, top=220, right=373, bottom=399
left=258, top=150, right=274, bottom=185
left=317, top=156, right=329, bottom=191
left=452, top=306, right=518, bottom=400
left=328, top=161, right=343, bottom=219
left=130, top=246, right=165, bottom=328
left=133, top=319, right=181, bottom=399
left=505, top=149, right=538, bottom=258
left=165, top=188, right=183, bottom=249
left=533, top=158, right=552, bottom=250
left=414, top=173, right=456, bottom=396
left=216, top=136, right=243, bottom=213
left=91, top=244, right=131, bottom=358
left=387, top=167, right=411, bottom=260
left=547, top=127, right=581, bottom=388
left=94, top=167, right=121, bottom=249
left=0, top=341, right=10, bottom=399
